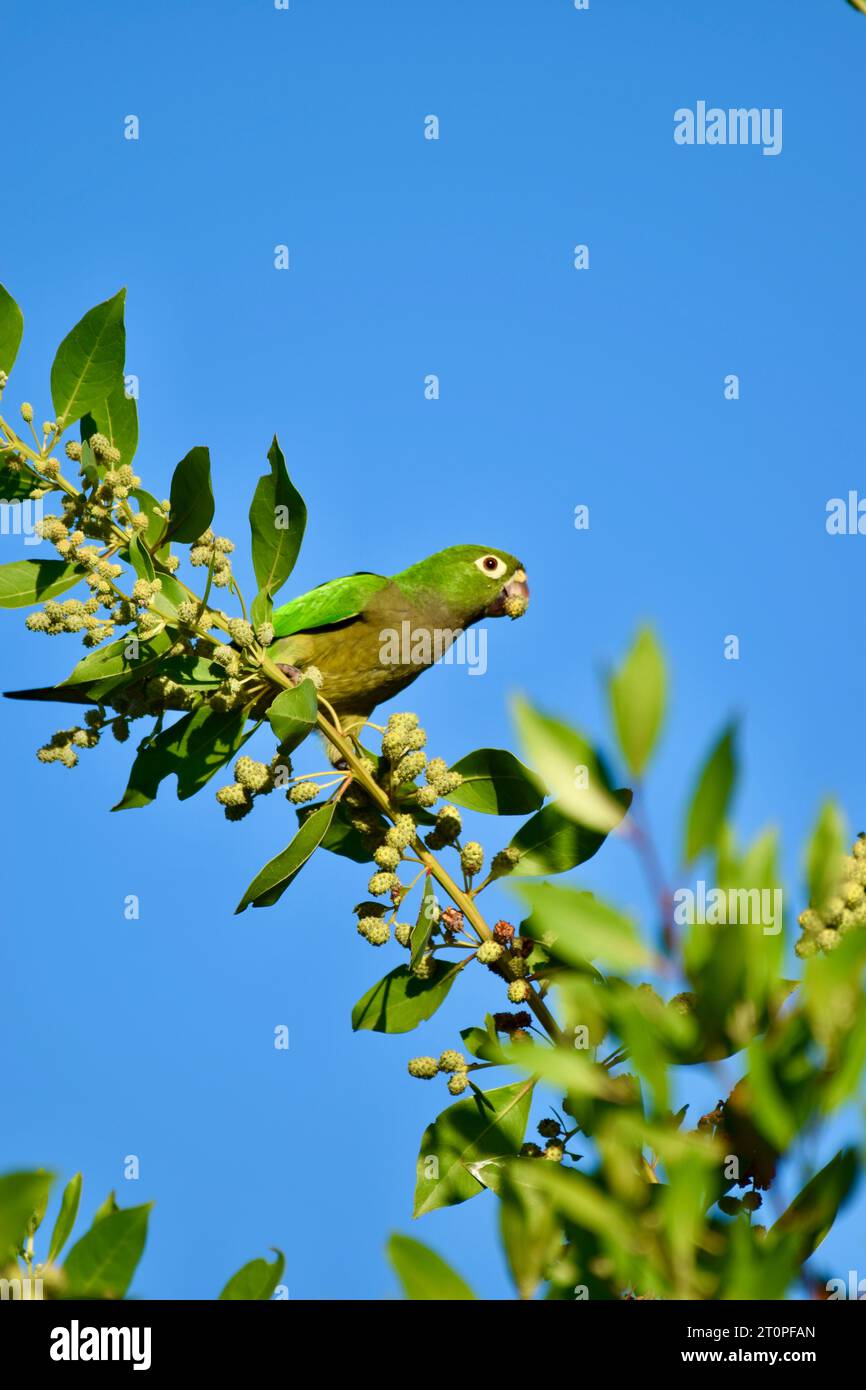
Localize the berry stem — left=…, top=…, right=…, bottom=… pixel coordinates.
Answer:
left=262, top=654, right=565, bottom=1047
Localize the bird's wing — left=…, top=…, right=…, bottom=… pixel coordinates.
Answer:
left=272, top=572, right=388, bottom=637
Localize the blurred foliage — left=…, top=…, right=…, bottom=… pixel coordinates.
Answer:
left=388, top=631, right=866, bottom=1301
left=0, top=1169, right=281, bottom=1299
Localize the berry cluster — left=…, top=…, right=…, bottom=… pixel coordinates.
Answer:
left=796, top=832, right=866, bottom=957
left=476, top=921, right=536, bottom=1003
left=36, top=708, right=129, bottom=767
left=188, top=529, right=236, bottom=590
left=407, top=1049, right=470, bottom=1095
left=215, top=752, right=295, bottom=821
left=520, top=1116, right=570, bottom=1163
left=1, top=383, right=309, bottom=766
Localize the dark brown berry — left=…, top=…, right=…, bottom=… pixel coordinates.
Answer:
left=441, top=907, right=464, bottom=933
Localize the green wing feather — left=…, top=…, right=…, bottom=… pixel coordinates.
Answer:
left=272, top=572, right=388, bottom=637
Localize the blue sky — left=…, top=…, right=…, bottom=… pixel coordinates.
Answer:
left=2, top=0, right=865, bottom=1298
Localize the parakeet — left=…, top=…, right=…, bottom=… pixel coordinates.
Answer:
left=5, top=546, right=529, bottom=733
left=268, top=545, right=529, bottom=737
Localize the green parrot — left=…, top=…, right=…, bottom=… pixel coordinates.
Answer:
left=5, top=545, right=529, bottom=735
left=267, top=544, right=529, bottom=738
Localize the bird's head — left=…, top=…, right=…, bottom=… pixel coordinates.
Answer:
left=397, top=545, right=530, bottom=625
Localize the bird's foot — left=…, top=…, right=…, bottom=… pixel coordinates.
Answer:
left=333, top=770, right=354, bottom=802
left=274, top=663, right=304, bottom=686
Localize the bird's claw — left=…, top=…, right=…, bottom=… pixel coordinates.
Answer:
left=275, top=663, right=304, bottom=686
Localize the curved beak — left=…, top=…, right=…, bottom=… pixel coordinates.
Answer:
left=486, top=567, right=530, bottom=618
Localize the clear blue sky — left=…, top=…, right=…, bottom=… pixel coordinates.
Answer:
left=2, top=0, right=865, bottom=1299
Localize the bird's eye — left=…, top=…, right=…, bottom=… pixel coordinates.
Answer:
left=475, top=554, right=507, bottom=579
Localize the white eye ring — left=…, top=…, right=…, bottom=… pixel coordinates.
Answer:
left=475, top=554, right=507, bottom=580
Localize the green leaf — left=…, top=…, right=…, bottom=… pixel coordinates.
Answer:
left=104, top=380, right=139, bottom=466
left=517, top=882, right=649, bottom=972
left=47, top=1172, right=83, bottom=1265
left=30, top=1175, right=53, bottom=1234
left=683, top=723, right=737, bottom=864
left=513, top=696, right=626, bottom=833
left=460, top=1025, right=506, bottom=1063
left=352, top=959, right=459, bottom=1033
left=78, top=438, right=99, bottom=486
left=113, top=707, right=248, bottom=810
left=721, top=1210, right=801, bottom=1301
left=127, top=532, right=155, bottom=582
left=603, top=986, right=675, bottom=1109
left=0, top=1171, right=54, bottom=1260
left=149, top=571, right=188, bottom=621
left=506, top=793, right=631, bottom=877
left=304, top=799, right=382, bottom=863
left=0, top=558, right=85, bottom=608
left=60, top=631, right=171, bottom=687
left=93, top=1192, right=119, bottom=1224
left=318, top=806, right=372, bottom=856
left=235, top=801, right=337, bottom=912
left=608, top=626, right=666, bottom=777
left=511, top=1161, right=636, bottom=1250
left=267, top=679, right=318, bottom=754
left=159, top=651, right=224, bottom=687
left=165, top=446, right=214, bottom=543
left=50, top=289, right=126, bottom=428
left=62, top=1203, right=152, bottom=1298
left=0, top=283, right=24, bottom=375
left=0, top=463, right=37, bottom=502
left=413, top=1080, right=534, bottom=1218
left=249, top=435, right=307, bottom=611
left=503, top=1040, right=619, bottom=1101
left=251, top=591, right=273, bottom=631
left=82, top=378, right=139, bottom=468
left=387, top=1234, right=476, bottom=1300
left=131, top=488, right=168, bottom=553
left=803, top=931, right=866, bottom=1110
left=805, top=799, right=846, bottom=911
left=447, top=748, right=545, bottom=815
left=682, top=825, right=786, bottom=1057
left=410, top=875, right=437, bottom=970
left=770, top=1148, right=857, bottom=1262
left=219, top=1249, right=285, bottom=1300
left=745, top=1039, right=796, bottom=1149
left=498, top=1160, right=562, bottom=1300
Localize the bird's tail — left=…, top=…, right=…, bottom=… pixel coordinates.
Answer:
left=4, top=685, right=101, bottom=706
